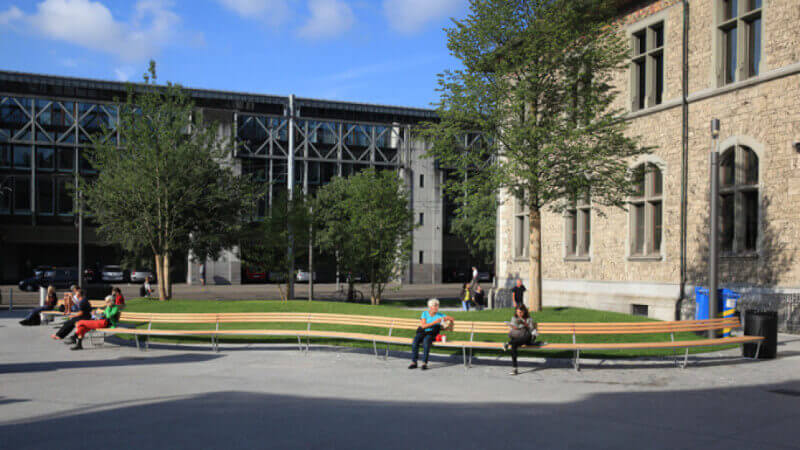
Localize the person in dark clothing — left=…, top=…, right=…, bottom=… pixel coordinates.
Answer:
left=20, top=285, right=58, bottom=326
left=473, top=285, right=486, bottom=309
left=51, top=289, right=91, bottom=341
left=511, top=279, right=526, bottom=307
left=502, top=304, right=538, bottom=375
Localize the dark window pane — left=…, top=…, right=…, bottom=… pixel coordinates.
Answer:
left=567, top=212, right=577, bottom=255
left=633, top=30, right=646, bottom=55
left=79, top=149, right=95, bottom=173
left=652, top=23, right=664, bottom=48
left=582, top=210, right=591, bottom=254
left=13, top=145, right=31, bottom=169
left=720, top=150, right=735, bottom=186
left=742, top=147, right=758, bottom=184
left=633, top=165, right=646, bottom=196
left=38, top=177, right=54, bottom=214
left=652, top=201, right=662, bottom=253
left=634, top=203, right=645, bottom=254
left=419, top=212, right=424, bottom=226
left=747, top=0, right=761, bottom=11
left=57, top=178, right=73, bottom=215
left=14, top=176, right=30, bottom=214
left=37, top=147, right=55, bottom=170
left=0, top=183, right=9, bottom=213
left=636, top=60, right=646, bottom=110
left=720, top=193, right=735, bottom=252
left=419, top=251, right=424, bottom=265
left=653, top=52, right=664, bottom=104
left=420, top=174, right=424, bottom=188
left=743, top=191, right=758, bottom=251
left=724, top=26, right=738, bottom=84
left=58, top=147, right=75, bottom=171
left=723, top=0, right=738, bottom=20
left=0, top=142, right=10, bottom=168
left=748, top=18, right=761, bottom=77
left=650, top=164, right=663, bottom=196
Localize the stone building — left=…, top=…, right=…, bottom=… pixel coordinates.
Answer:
left=496, top=0, right=800, bottom=320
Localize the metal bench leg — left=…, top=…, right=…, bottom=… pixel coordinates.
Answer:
left=462, top=346, right=467, bottom=368
left=384, top=344, right=390, bottom=360
left=468, top=348, right=473, bottom=368
left=145, top=335, right=150, bottom=352
left=297, top=336, right=303, bottom=352
left=573, top=350, right=580, bottom=371
left=754, top=341, right=762, bottom=360
left=373, top=340, right=378, bottom=358
left=681, top=348, right=689, bottom=369
left=135, top=334, right=141, bottom=351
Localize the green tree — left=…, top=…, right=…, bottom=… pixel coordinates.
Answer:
left=314, top=169, right=413, bottom=305
left=420, top=0, right=650, bottom=311
left=240, top=191, right=311, bottom=302
left=443, top=166, right=497, bottom=266
left=82, top=62, right=258, bottom=301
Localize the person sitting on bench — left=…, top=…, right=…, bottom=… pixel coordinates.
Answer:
left=70, top=296, right=120, bottom=350
left=51, top=288, right=91, bottom=341
left=503, top=305, right=538, bottom=376
left=19, top=285, right=58, bottom=326
left=408, top=298, right=454, bottom=370
left=61, top=285, right=79, bottom=312
left=111, top=287, right=125, bottom=310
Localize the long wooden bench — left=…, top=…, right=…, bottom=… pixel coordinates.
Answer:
left=40, top=300, right=108, bottom=323
left=92, top=312, right=764, bottom=370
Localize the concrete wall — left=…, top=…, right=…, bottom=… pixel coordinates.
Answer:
left=405, top=139, right=443, bottom=284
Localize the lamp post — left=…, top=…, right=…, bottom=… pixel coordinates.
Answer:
left=709, top=118, right=720, bottom=337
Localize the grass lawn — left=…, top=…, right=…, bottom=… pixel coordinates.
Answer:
left=119, top=299, right=736, bottom=359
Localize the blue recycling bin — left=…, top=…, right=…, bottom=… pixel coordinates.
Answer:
left=695, top=287, right=740, bottom=336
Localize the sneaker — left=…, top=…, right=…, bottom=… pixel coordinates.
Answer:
left=408, top=363, right=418, bottom=369
left=70, top=341, right=83, bottom=351
left=421, top=364, right=428, bottom=371
left=509, top=368, right=518, bottom=376
left=64, top=335, right=77, bottom=345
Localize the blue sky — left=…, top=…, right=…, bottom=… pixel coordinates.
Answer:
left=0, top=0, right=469, bottom=109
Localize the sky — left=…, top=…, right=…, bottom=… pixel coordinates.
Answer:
left=0, top=0, right=469, bottom=109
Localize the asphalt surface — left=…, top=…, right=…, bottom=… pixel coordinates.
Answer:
left=1, top=311, right=799, bottom=449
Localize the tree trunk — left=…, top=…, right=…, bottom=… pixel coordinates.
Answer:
left=155, top=254, right=167, bottom=302
left=164, top=253, right=172, bottom=300
left=528, top=207, right=543, bottom=312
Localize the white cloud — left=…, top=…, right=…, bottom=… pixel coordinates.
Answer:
left=114, top=67, right=132, bottom=81
left=0, top=6, right=23, bottom=24
left=382, top=0, right=465, bottom=34
left=298, top=0, right=354, bottom=39
left=216, top=0, right=289, bottom=26
left=5, top=0, right=188, bottom=62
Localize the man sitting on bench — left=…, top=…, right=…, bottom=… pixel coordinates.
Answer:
left=51, top=288, right=91, bottom=341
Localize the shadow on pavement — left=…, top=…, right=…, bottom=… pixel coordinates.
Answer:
left=0, top=353, right=225, bottom=374
left=2, top=382, right=800, bottom=449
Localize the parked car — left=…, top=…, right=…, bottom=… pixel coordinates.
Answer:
left=296, top=270, right=317, bottom=283
left=477, top=271, right=492, bottom=282
left=268, top=272, right=287, bottom=283
left=243, top=267, right=267, bottom=283
left=33, top=265, right=54, bottom=279
left=130, top=269, right=155, bottom=283
left=19, top=267, right=78, bottom=291
left=101, top=265, right=126, bottom=282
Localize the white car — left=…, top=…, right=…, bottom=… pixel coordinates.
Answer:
left=101, top=265, right=126, bottom=282
left=130, top=270, right=154, bottom=283
left=296, top=271, right=317, bottom=282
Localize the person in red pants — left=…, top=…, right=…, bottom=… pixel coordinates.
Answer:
left=71, top=296, right=120, bottom=350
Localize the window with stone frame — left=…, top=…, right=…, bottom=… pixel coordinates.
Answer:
left=630, top=21, right=664, bottom=111
left=514, top=196, right=529, bottom=259
left=719, top=145, right=759, bottom=254
left=629, top=163, right=663, bottom=258
left=565, top=191, right=591, bottom=259
left=715, top=0, right=762, bottom=86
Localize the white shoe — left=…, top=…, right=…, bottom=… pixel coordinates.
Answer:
left=509, top=368, right=518, bottom=376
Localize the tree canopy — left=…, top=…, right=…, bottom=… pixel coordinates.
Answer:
left=82, top=62, right=259, bottom=300
left=420, top=0, right=650, bottom=310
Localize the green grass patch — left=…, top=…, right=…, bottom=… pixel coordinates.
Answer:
left=120, top=299, right=736, bottom=358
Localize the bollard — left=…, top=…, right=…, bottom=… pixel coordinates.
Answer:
left=9, top=288, right=13, bottom=312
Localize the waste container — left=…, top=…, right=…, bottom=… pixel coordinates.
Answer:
left=695, top=287, right=710, bottom=320
left=742, top=310, right=778, bottom=359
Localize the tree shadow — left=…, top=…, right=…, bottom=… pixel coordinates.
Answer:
left=683, top=196, right=797, bottom=318
left=2, top=383, right=800, bottom=448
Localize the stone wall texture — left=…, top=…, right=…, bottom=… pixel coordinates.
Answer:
left=497, top=0, right=800, bottom=319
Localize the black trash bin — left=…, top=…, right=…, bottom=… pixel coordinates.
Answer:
left=742, top=310, right=778, bottom=359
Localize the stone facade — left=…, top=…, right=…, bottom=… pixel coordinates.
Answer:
left=497, top=0, right=800, bottom=320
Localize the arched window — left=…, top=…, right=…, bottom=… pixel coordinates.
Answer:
left=719, top=145, right=759, bottom=254
left=630, top=163, right=663, bottom=257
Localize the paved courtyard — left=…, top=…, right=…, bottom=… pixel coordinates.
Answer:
left=1, top=311, right=799, bottom=449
